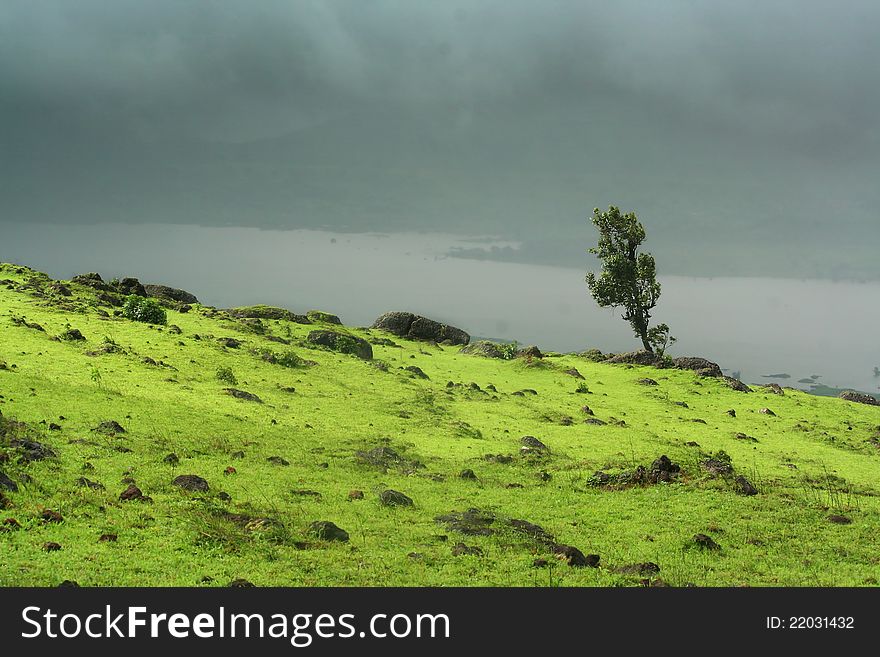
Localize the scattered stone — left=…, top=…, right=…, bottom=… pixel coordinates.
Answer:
left=116, top=277, right=146, bottom=296
left=98, top=533, right=118, bottom=542
left=57, top=580, right=79, bottom=587
left=673, top=401, right=689, bottom=408
left=505, top=483, right=524, bottom=489
left=119, top=484, right=144, bottom=501
left=355, top=446, right=422, bottom=473
left=309, top=520, right=350, bottom=542
left=223, top=388, right=263, bottom=403
left=459, top=469, right=478, bottom=480
left=693, top=533, right=721, bottom=550
left=217, top=337, right=242, bottom=349
left=761, top=383, right=785, bottom=395
left=520, top=436, right=548, bottom=452
left=735, top=475, right=759, bottom=496
left=554, top=545, right=598, bottom=568
left=685, top=441, right=700, bottom=447
left=94, top=420, right=126, bottom=435
left=638, top=378, right=658, bottom=386
left=584, top=418, right=606, bottom=426
left=559, top=416, right=573, bottom=426
left=603, top=351, right=668, bottom=367
left=231, top=451, right=245, bottom=459
left=0, top=470, right=18, bottom=492
left=41, top=509, right=63, bottom=523
left=60, top=328, right=86, bottom=341
left=701, top=455, right=734, bottom=476
left=172, top=474, right=209, bottom=492
left=436, top=508, right=496, bottom=536
left=371, top=312, right=470, bottom=345
left=348, top=490, right=364, bottom=500
left=613, top=562, right=661, bottom=576
left=828, top=514, right=852, bottom=525
left=379, top=489, right=414, bottom=507
left=726, top=409, right=736, bottom=417
left=2, top=518, right=21, bottom=530
left=43, top=542, right=62, bottom=552
left=734, top=432, right=759, bottom=443
left=76, top=477, right=105, bottom=490
left=508, top=519, right=555, bottom=545
left=532, top=558, right=549, bottom=568
left=564, top=368, right=585, bottom=380
left=760, top=408, right=776, bottom=416
left=484, top=454, right=514, bottom=464
left=224, top=466, right=236, bottom=476
left=451, top=542, right=483, bottom=557
left=227, top=579, right=255, bottom=588
left=163, top=453, right=180, bottom=465
left=581, top=405, right=594, bottom=416
left=405, top=365, right=429, bottom=379
left=267, top=456, right=290, bottom=466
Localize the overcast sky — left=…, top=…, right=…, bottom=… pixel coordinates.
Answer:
left=2, top=1, right=879, bottom=278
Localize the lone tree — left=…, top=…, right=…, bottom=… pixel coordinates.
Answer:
left=585, top=206, right=674, bottom=355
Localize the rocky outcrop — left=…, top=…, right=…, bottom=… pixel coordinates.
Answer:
left=307, top=330, right=373, bottom=360
left=672, top=356, right=723, bottom=377
left=371, top=312, right=469, bottom=345
left=228, top=305, right=311, bottom=324
left=603, top=350, right=669, bottom=367
left=459, top=341, right=505, bottom=359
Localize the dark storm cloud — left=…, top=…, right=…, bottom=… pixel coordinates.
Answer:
left=1, top=1, right=879, bottom=278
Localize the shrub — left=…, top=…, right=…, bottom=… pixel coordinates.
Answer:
left=122, top=295, right=167, bottom=325
left=216, top=367, right=237, bottom=385
left=497, top=342, right=520, bottom=360
left=258, top=349, right=306, bottom=368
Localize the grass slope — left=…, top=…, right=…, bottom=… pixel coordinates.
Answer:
left=1, top=262, right=879, bottom=587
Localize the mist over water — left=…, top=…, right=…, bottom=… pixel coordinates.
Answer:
left=2, top=222, right=878, bottom=396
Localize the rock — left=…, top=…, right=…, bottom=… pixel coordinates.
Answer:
left=701, top=457, right=734, bottom=476
left=48, top=282, right=72, bottom=296
left=553, top=544, right=598, bottom=567
left=119, top=484, right=145, bottom=501
left=57, top=580, right=80, bottom=587
left=459, top=341, right=506, bottom=359
left=217, top=337, right=242, bottom=349
left=306, top=310, right=342, bottom=325
left=584, top=418, right=606, bottom=426
left=309, top=520, right=349, bottom=542
left=143, top=284, right=198, bottom=304
left=43, top=542, right=62, bottom=552
left=98, top=533, right=118, bottom=542
left=726, top=409, right=736, bottom=417
left=60, top=328, right=85, bottom=341
left=760, top=408, right=776, bottom=416
left=735, top=475, right=759, bottom=496
left=116, top=277, right=146, bottom=296
left=761, top=383, right=785, bottom=395
left=172, top=474, right=209, bottom=492
left=638, top=378, right=658, bottom=386
left=459, top=469, right=478, bottom=480
left=734, top=432, right=758, bottom=442
left=436, top=508, right=496, bottom=536
left=838, top=391, right=879, bottom=406
left=673, top=357, right=723, bottom=377
left=693, top=533, right=721, bottom=550
left=613, top=562, right=661, bottom=576
left=828, top=514, right=852, bottom=524
left=673, top=401, right=689, bottom=408
left=76, top=476, right=105, bottom=490
left=307, top=330, right=373, bottom=360
left=267, top=456, right=290, bottom=466
left=2, top=518, right=21, bottom=531
left=508, top=519, right=555, bottom=545
left=355, top=446, right=422, bottom=473
left=41, top=509, right=63, bottom=523
left=451, top=542, right=483, bottom=557
left=227, top=579, right=255, bottom=588
left=603, top=351, right=668, bottom=367
left=520, top=436, right=548, bottom=451
left=649, top=455, right=680, bottom=483
left=379, top=489, right=414, bottom=507
left=517, top=345, right=543, bottom=359
left=405, top=365, right=429, bottom=379
left=94, top=420, right=126, bottom=435
left=581, top=405, right=594, bottom=416
left=559, top=416, right=573, bottom=426
left=564, top=368, right=585, bottom=380
left=223, top=388, right=263, bottom=403
left=163, top=453, right=180, bottom=465
left=724, top=376, right=752, bottom=392
left=0, top=470, right=18, bottom=492
left=371, top=312, right=470, bottom=346
left=348, top=489, right=364, bottom=500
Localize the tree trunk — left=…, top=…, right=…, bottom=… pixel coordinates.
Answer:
left=640, top=333, right=653, bottom=353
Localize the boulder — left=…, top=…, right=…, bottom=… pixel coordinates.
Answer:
left=603, top=351, right=668, bottom=367
left=307, top=330, right=372, bottom=360
left=71, top=272, right=113, bottom=292
left=306, top=310, right=342, bottom=325
left=228, top=305, right=311, bottom=324
left=517, top=345, right=543, bottom=359
left=371, top=312, right=470, bottom=345
left=144, top=284, right=199, bottom=304
left=116, top=277, right=146, bottom=297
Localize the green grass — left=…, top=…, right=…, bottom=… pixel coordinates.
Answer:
left=1, top=262, right=879, bottom=587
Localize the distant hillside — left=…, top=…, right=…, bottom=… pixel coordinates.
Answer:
left=1, top=262, right=879, bottom=586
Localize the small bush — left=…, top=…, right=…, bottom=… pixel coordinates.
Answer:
left=258, top=349, right=306, bottom=368
left=575, top=382, right=591, bottom=394
left=216, top=367, right=237, bottom=385
left=122, top=295, right=167, bottom=325
left=498, top=342, right=520, bottom=360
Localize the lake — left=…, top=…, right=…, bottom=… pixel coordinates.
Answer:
left=2, top=222, right=878, bottom=397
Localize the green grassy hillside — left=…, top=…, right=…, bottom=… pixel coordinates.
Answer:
left=1, top=262, right=878, bottom=587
